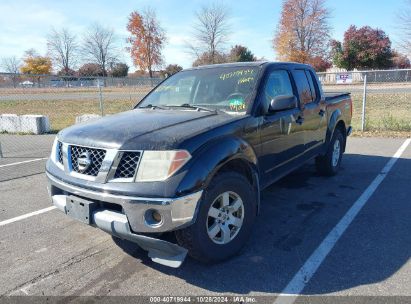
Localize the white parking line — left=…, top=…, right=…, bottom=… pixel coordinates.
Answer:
left=0, top=158, right=47, bottom=168
left=274, top=138, right=411, bottom=304
left=0, top=206, right=57, bottom=227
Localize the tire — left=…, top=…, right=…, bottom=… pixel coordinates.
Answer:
left=315, top=128, right=344, bottom=176
left=175, top=172, right=256, bottom=263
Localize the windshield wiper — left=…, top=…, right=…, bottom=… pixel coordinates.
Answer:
left=138, top=104, right=167, bottom=110
left=166, top=104, right=217, bottom=113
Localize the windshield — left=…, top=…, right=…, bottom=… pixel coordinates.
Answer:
left=137, top=66, right=260, bottom=114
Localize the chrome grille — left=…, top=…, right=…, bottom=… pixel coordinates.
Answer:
left=70, top=145, right=106, bottom=176
left=57, top=141, right=63, bottom=164
left=114, top=151, right=141, bottom=179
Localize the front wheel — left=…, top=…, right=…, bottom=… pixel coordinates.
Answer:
left=175, top=172, right=256, bottom=263
left=315, top=128, right=344, bottom=176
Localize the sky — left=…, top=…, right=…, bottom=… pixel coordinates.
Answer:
left=0, top=0, right=408, bottom=71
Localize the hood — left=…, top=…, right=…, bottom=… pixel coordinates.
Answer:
left=59, top=108, right=239, bottom=150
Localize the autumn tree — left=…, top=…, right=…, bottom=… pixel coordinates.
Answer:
left=391, top=51, right=411, bottom=68
left=307, top=56, right=331, bottom=72
left=190, top=3, right=231, bottom=65
left=331, top=26, right=393, bottom=70
left=127, top=8, right=166, bottom=78
left=1, top=56, right=21, bottom=87
left=77, top=63, right=104, bottom=77
left=273, top=0, right=331, bottom=65
left=20, top=50, right=52, bottom=75
left=110, top=63, right=129, bottom=77
left=228, top=45, right=256, bottom=62
left=47, top=27, right=78, bottom=76
left=20, top=50, right=52, bottom=86
left=82, top=24, right=117, bottom=76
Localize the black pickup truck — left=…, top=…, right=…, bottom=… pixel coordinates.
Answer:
left=46, top=62, right=352, bottom=267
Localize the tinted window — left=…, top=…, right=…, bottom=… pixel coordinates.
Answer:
left=305, top=71, right=317, bottom=101
left=293, top=70, right=313, bottom=105
left=263, top=70, right=294, bottom=107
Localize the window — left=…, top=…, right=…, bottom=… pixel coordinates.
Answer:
left=138, top=66, right=260, bottom=114
left=293, top=70, right=313, bottom=105
left=157, top=76, right=196, bottom=105
left=263, top=70, right=294, bottom=107
left=305, top=70, right=318, bottom=102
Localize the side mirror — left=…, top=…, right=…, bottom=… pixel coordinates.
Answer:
left=269, top=95, right=297, bottom=112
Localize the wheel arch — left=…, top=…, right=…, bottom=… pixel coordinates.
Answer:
left=176, top=136, right=260, bottom=213
left=326, top=109, right=347, bottom=152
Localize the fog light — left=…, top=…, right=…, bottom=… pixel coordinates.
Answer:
left=152, top=210, right=162, bottom=223
left=144, top=209, right=163, bottom=227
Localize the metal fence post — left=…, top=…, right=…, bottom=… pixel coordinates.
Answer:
left=0, top=142, right=3, bottom=159
left=361, top=73, right=368, bottom=132
left=98, top=78, right=104, bottom=116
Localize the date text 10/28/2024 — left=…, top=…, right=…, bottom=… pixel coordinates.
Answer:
left=149, top=296, right=257, bottom=303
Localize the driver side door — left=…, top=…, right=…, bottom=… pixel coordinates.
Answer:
left=258, top=69, right=305, bottom=186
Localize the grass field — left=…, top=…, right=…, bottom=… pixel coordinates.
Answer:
left=0, top=86, right=410, bottom=133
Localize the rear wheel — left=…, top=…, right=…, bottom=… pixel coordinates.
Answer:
left=175, top=172, right=256, bottom=263
left=316, top=128, right=344, bottom=176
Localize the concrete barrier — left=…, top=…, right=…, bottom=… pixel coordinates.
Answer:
left=75, top=114, right=102, bottom=124
left=0, top=114, right=50, bottom=134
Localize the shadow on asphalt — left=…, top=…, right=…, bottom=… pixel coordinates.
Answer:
left=112, top=154, right=411, bottom=295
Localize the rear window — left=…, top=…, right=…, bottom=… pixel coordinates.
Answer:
left=305, top=70, right=318, bottom=102
left=293, top=70, right=313, bottom=105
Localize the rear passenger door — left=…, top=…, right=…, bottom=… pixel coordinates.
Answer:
left=292, top=69, right=326, bottom=153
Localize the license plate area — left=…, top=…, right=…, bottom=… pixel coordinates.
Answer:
left=66, top=196, right=97, bottom=224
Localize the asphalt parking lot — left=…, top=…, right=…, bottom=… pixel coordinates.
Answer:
left=0, top=136, right=410, bottom=302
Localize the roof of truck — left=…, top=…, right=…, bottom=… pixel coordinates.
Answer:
left=185, top=61, right=313, bottom=71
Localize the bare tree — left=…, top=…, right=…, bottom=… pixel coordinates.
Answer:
left=47, top=27, right=78, bottom=75
left=399, top=0, right=411, bottom=57
left=82, top=24, right=117, bottom=76
left=1, top=56, right=21, bottom=87
left=189, top=2, right=231, bottom=65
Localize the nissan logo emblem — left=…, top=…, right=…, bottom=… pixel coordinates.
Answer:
left=77, top=151, right=92, bottom=172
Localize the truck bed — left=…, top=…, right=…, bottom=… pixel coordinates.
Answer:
left=324, top=92, right=351, bottom=101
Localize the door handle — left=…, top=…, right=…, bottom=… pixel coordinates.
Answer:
left=296, top=116, right=304, bottom=125
left=319, top=109, right=325, bottom=117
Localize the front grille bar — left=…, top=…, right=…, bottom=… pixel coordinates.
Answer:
left=58, top=142, right=141, bottom=183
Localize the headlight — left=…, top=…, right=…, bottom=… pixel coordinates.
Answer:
left=50, top=136, right=58, bottom=164
left=135, top=150, right=191, bottom=182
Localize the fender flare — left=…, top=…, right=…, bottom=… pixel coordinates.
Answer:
left=176, top=136, right=260, bottom=211
left=326, top=109, right=343, bottom=144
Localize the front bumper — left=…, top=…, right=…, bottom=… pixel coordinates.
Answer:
left=47, top=172, right=203, bottom=233
left=52, top=194, right=188, bottom=268
left=46, top=171, right=203, bottom=268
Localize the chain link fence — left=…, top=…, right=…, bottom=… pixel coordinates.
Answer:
left=317, top=69, right=411, bottom=132
left=1, top=69, right=410, bottom=182
left=0, top=73, right=161, bottom=181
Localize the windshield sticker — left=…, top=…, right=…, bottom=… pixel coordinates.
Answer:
left=229, top=98, right=246, bottom=111
left=238, top=76, right=254, bottom=85
left=219, top=69, right=255, bottom=81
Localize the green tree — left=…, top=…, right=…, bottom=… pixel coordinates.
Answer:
left=162, top=64, right=183, bottom=77
left=228, top=45, right=256, bottom=62
left=110, top=63, right=129, bottom=77
left=192, top=51, right=227, bottom=67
